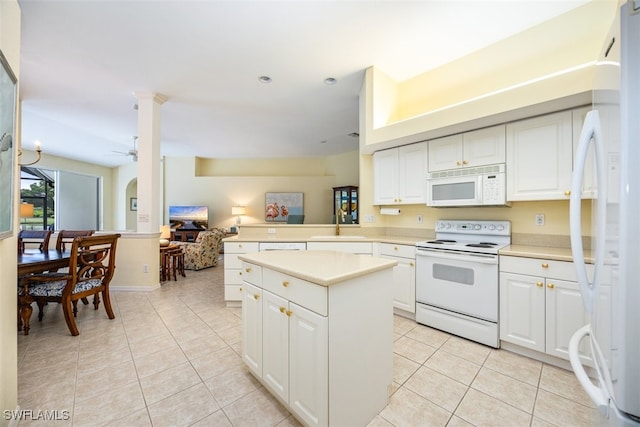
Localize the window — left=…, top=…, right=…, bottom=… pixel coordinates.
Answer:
left=20, top=166, right=54, bottom=231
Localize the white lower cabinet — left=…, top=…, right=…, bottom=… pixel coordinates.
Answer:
left=375, top=243, right=415, bottom=314
left=499, top=256, right=592, bottom=362
left=240, top=258, right=392, bottom=426
left=241, top=279, right=262, bottom=377
left=224, top=241, right=259, bottom=305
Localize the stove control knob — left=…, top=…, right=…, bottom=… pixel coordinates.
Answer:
left=489, top=225, right=496, bottom=230
left=445, top=223, right=452, bottom=229
left=473, top=224, right=481, bottom=230
left=497, top=225, right=504, bottom=231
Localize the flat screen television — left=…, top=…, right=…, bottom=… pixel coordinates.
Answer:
left=169, top=205, right=208, bottom=230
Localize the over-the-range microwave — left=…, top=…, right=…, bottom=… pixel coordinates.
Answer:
left=426, top=164, right=509, bottom=207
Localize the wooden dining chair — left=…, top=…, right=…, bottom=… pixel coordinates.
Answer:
left=55, top=229, right=95, bottom=252
left=21, top=233, right=121, bottom=336
left=17, top=229, right=52, bottom=254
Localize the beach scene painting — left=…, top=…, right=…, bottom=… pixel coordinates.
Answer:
left=169, top=205, right=209, bottom=230
left=265, top=192, right=303, bottom=222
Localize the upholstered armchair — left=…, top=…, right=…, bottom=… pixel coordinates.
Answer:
left=171, top=229, right=225, bottom=270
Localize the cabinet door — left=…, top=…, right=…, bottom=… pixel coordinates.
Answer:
left=499, top=272, right=545, bottom=352
left=380, top=254, right=415, bottom=313
left=289, top=302, right=328, bottom=427
left=506, top=110, right=573, bottom=201
left=373, top=149, right=398, bottom=204
left=398, top=143, right=428, bottom=204
left=241, top=282, right=263, bottom=377
left=463, top=125, right=505, bottom=168
left=428, top=134, right=463, bottom=172
left=545, top=278, right=590, bottom=362
left=262, top=290, right=290, bottom=402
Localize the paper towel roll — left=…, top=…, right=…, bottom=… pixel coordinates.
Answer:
left=380, top=208, right=401, bottom=215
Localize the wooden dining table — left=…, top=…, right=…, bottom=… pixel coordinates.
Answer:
left=17, top=250, right=71, bottom=335
left=18, top=249, right=71, bottom=276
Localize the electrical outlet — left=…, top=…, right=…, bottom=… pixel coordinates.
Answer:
left=267, top=228, right=276, bottom=234
left=143, top=264, right=149, bottom=273
left=417, top=215, right=423, bottom=224
left=535, top=213, right=545, bottom=226
left=364, top=214, right=375, bottom=223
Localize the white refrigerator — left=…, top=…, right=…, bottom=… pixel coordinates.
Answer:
left=570, top=1, right=640, bottom=425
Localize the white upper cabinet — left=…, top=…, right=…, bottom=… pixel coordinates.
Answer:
left=428, top=125, right=505, bottom=172
left=506, top=110, right=574, bottom=201
left=373, top=142, right=427, bottom=205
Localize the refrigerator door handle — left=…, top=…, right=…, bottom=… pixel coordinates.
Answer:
left=569, top=325, right=610, bottom=413
left=570, top=110, right=607, bottom=313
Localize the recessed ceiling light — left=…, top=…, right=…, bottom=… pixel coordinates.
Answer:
left=258, top=75, right=272, bottom=84
left=320, top=140, right=327, bottom=144
left=324, top=77, right=337, bottom=85
left=348, top=132, right=359, bottom=138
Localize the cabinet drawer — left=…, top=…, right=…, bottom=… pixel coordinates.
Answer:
left=377, top=243, right=415, bottom=259
left=224, top=241, right=259, bottom=253
left=500, top=256, right=592, bottom=282
left=224, top=268, right=243, bottom=285
left=241, top=262, right=262, bottom=285
left=306, top=241, right=373, bottom=254
left=224, top=284, right=243, bottom=302
left=225, top=254, right=243, bottom=269
left=262, top=269, right=327, bottom=316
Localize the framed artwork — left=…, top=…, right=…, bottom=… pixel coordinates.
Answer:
left=265, top=192, right=303, bottom=222
left=130, top=197, right=138, bottom=211
left=0, top=49, right=17, bottom=240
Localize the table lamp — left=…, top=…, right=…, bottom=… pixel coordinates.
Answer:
left=231, top=206, right=246, bottom=225
left=159, top=225, right=171, bottom=247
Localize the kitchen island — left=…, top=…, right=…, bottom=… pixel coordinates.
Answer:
left=238, top=250, right=396, bottom=427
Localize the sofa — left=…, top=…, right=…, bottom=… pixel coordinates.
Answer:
left=171, top=228, right=225, bottom=270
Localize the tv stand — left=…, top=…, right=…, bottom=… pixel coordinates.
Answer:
left=171, top=229, right=202, bottom=242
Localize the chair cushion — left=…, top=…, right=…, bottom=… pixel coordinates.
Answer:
left=28, top=278, right=103, bottom=297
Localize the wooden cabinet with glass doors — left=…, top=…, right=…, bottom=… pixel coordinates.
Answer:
left=333, top=186, right=358, bottom=224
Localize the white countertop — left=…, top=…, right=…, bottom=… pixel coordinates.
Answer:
left=238, top=250, right=397, bottom=286
left=499, top=244, right=594, bottom=263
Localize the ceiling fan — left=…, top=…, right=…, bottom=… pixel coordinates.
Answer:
left=111, top=136, right=138, bottom=161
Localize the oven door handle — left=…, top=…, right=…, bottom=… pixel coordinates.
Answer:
left=415, top=249, right=498, bottom=264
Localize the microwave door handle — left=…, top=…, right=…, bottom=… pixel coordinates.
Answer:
left=415, top=249, right=497, bottom=264
left=570, top=110, right=606, bottom=313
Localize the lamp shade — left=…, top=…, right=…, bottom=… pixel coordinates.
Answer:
left=231, top=206, right=247, bottom=216
left=20, top=203, right=34, bottom=218
left=160, top=225, right=171, bottom=239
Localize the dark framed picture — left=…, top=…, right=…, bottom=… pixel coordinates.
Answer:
left=130, top=197, right=138, bottom=211
left=0, top=49, right=17, bottom=240
left=265, top=192, right=303, bottom=222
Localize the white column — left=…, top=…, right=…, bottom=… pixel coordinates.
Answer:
left=134, top=92, right=167, bottom=233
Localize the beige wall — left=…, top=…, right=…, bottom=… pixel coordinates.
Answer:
left=1, top=0, right=20, bottom=422
left=163, top=151, right=359, bottom=227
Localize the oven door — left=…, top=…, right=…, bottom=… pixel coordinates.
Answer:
left=416, top=248, right=498, bottom=321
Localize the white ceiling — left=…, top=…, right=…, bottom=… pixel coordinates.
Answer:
left=17, top=0, right=588, bottom=167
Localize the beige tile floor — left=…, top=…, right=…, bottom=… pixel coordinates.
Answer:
left=16, top=260, right=600, bottom=426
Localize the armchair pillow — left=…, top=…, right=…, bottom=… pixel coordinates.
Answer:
left=171, top=229, right=225, bottom=270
